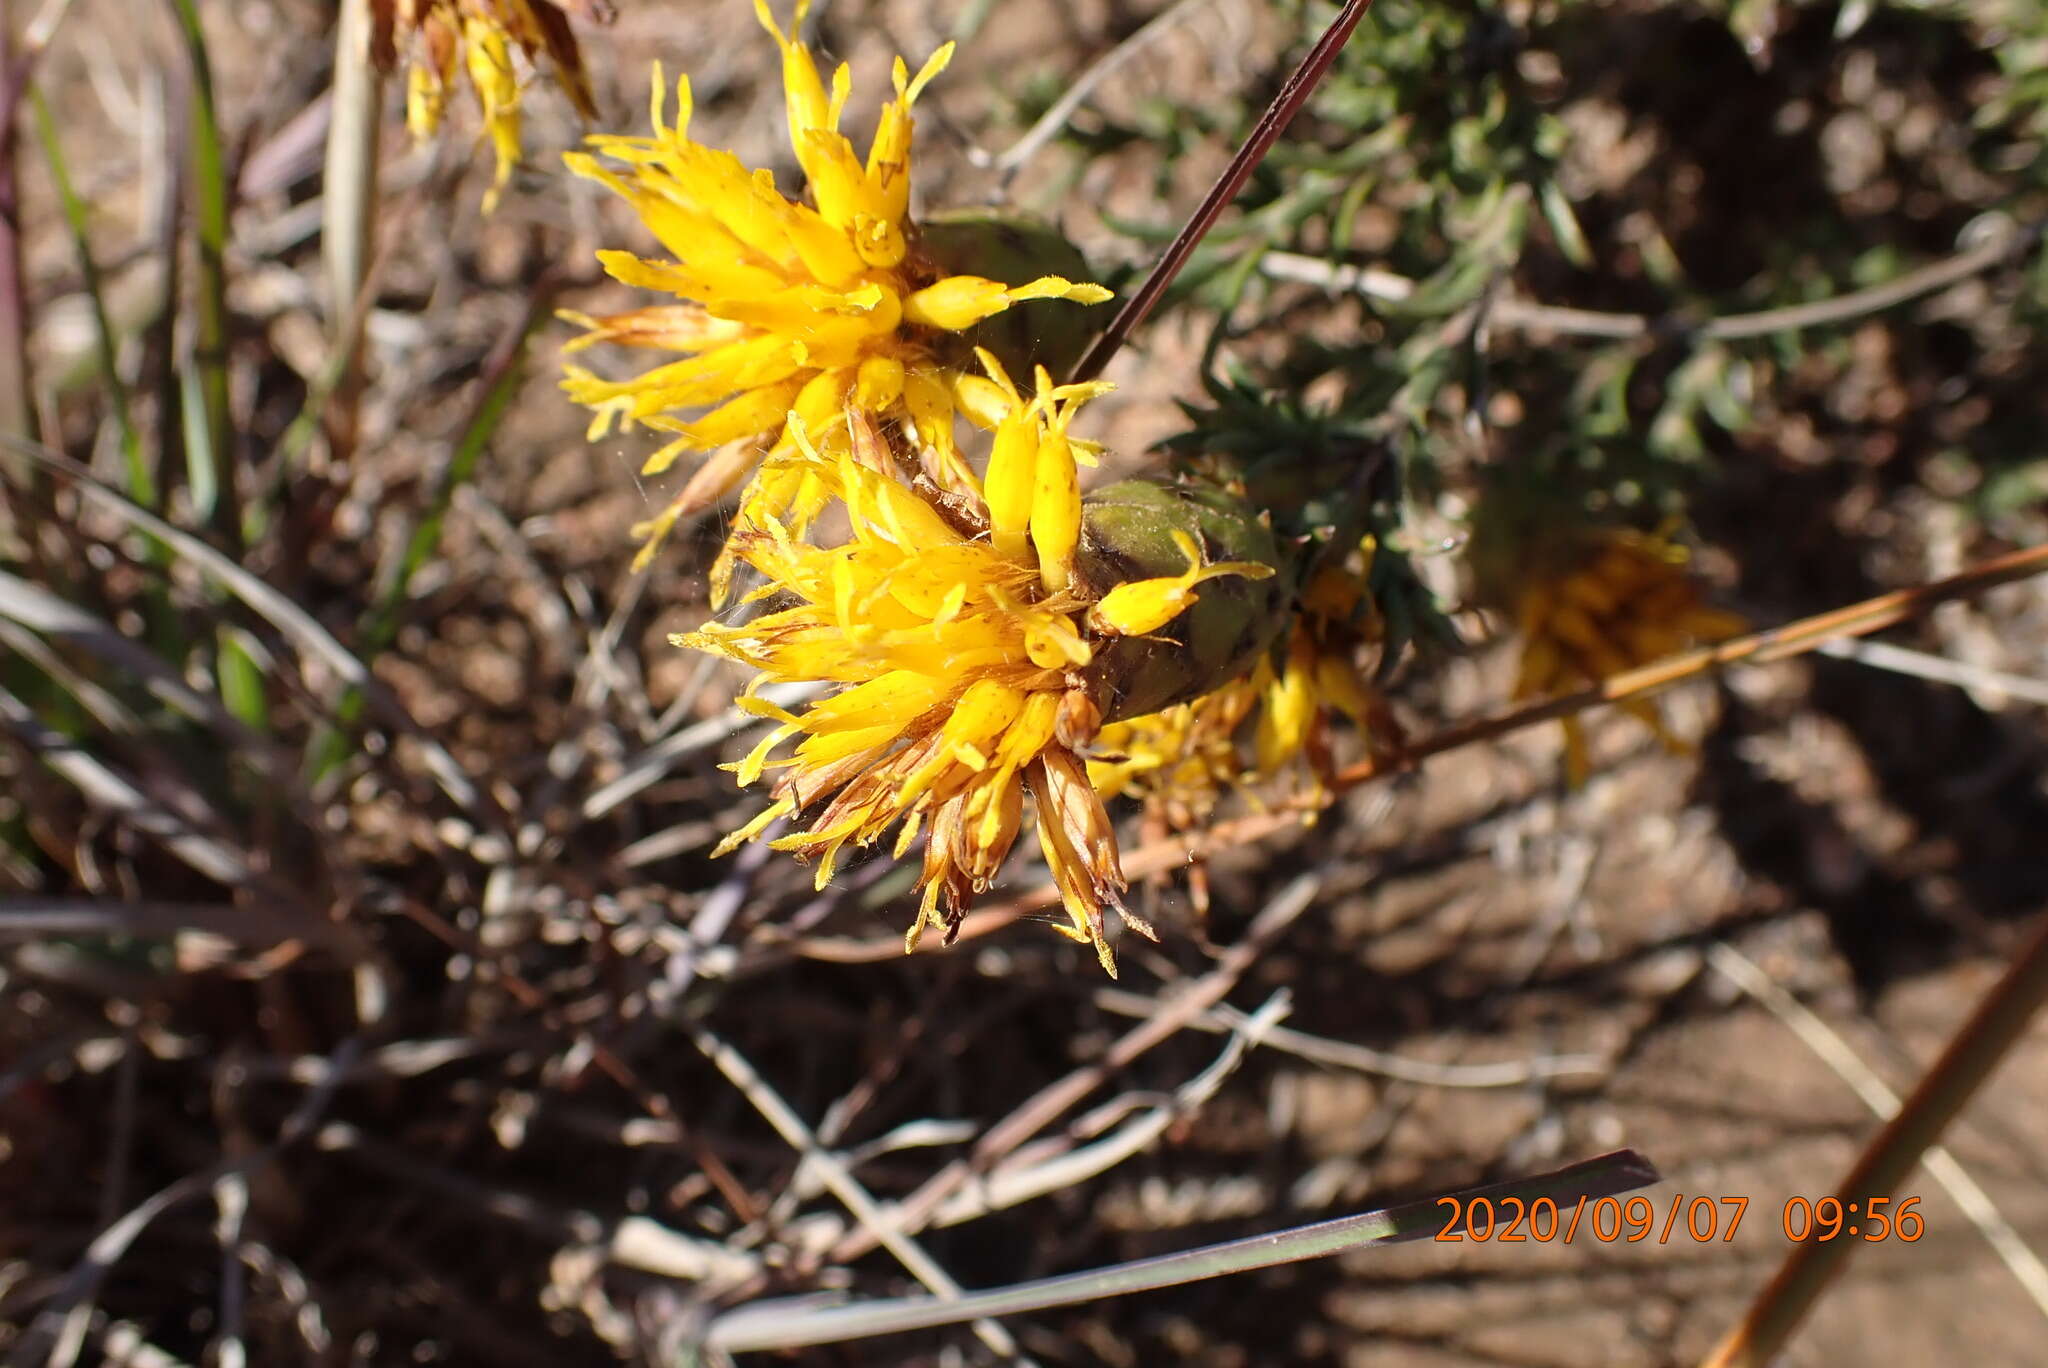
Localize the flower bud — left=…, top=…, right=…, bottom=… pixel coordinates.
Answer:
left=1074, top=477, right=1291, bottom=722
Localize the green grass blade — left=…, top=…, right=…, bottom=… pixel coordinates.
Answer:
left=177, top=361, right=215, bottom=522
left=304, top=292, right=554, bottom=783
left=166, top=0, right=240, bottom=550
left=0, top=18, right=34, bottom=457
left=215, top=626, right=270, bottom=733
left=5, top=434, right=502, bottom=829
left=28, top=86, right=147, bottom=504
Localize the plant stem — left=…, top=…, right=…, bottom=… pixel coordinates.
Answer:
left=1069, top=0, right=1379, bottom=383
left=30, top=88, right=147, bottom=503
left=0, top=2, right=36, bottom=458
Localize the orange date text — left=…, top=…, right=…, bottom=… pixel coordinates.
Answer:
left=1433, top=1194, right=1927, bottom=1244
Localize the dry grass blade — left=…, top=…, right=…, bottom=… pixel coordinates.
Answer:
left=687, top=1022, right=1027, bottom=1363
left=1258, top=213, right=2046, bottom=341
left=8, top=1040, right=362, bottom=1368
left=319, top=0, right=381, bottom=459
left=0, top=568, right=291, bottom=771
left=1091, top=987, right=1607, bottom=1087
left=986, top=0, right=1220, bottom=180
left=579, top=681, right=817, bottom=822
left=821, top=873, right=1323, bottom=1265
left=0, top=896, right=364, bottom=954
left=1707, top=942, right=2048, bottom=1323
left=924, top=991, right=1292, bottom=1229
left=702, top=1148, right=1661, bottom=1353
left=0, top=682, right=257, bottom=888
left=1816, top=636, right=2048, bottom=707
left=1702, top=911, right=2048, bottom=1367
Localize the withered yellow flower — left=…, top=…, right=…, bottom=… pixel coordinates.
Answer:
left=1088, top=673, right=1264, bottom=825
left=682, top=382, right=1275, bottom=974
left=1512, top=527, right=1745, bottom=784
left=376, top=0, right=608, bottom=212
left=562, top=1, right=1113, bottom=585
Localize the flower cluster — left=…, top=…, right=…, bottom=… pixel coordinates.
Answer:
left=375, top=0, right=610, bottom=212
left=563, top=3, right=1393, bottom=971
left=1511, top=527, right=1745, bottom=784
left=683, top=392, right=1274, bottom=975
left=560, top=0, right=1111, bottom=592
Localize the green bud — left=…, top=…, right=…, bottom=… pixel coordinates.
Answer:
left=1074, top=476, right=1292, bottom=722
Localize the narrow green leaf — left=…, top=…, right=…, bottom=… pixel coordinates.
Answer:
left=1540, top=179, right=1593, bottom=270
left=29, top=87, right=147, bottom=505
left=215, top=626, right=270, bottom=733
left=178, top=363, right=216, bottom=521
left=305, top=296, right=551, bottom=783
left=167, top=0, right=240, bottom=550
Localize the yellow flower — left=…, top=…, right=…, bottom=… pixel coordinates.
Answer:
left=1087, top=531, right=1276, bottom=637
left=680, top=365, right=1288, bottom=972
left=1088, top=673, right=1265, bottom=825
left=1511, top=527, right=1745, bottom=784
left=560, top=1, right=1112, bottom=591
left=683, top=413, right=1105, bottom=970
left=376, top=0, right=606, bottom=213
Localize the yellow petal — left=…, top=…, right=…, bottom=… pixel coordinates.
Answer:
left=902, top=275, right=1110, bottom=332
left=1029, top=428, right=1081, bottom=594
left=855, top=354, right=906, bottom=411
left=983, top=408, right=1038, bottom=563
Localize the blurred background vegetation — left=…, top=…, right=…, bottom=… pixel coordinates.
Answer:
left=4, top=0, right=2048, bottom=1363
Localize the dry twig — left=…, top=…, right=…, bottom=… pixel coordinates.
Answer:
left=1702, top=912, right=2048, bottom=1368
left=1259, top=213, right=2045, bottom=341
left=1707, top=941, right=2048, bottom=1324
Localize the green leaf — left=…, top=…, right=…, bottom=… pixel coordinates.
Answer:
left=216, top=627, right=271, bottom=733
left=1540, top=180, right=1593, bottom=270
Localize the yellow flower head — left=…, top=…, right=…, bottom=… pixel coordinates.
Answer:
left=1088, top=674, right=1264, bottom=826
left=680, top=383, right=1277, bottom=973
left=684, top=412, right=1117, bottom=970
left=1511, top=527, right=1745, bottom=784
left=377, top=0, right=606, bottom=213
left=560, top=1, right=1112, bottom=585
